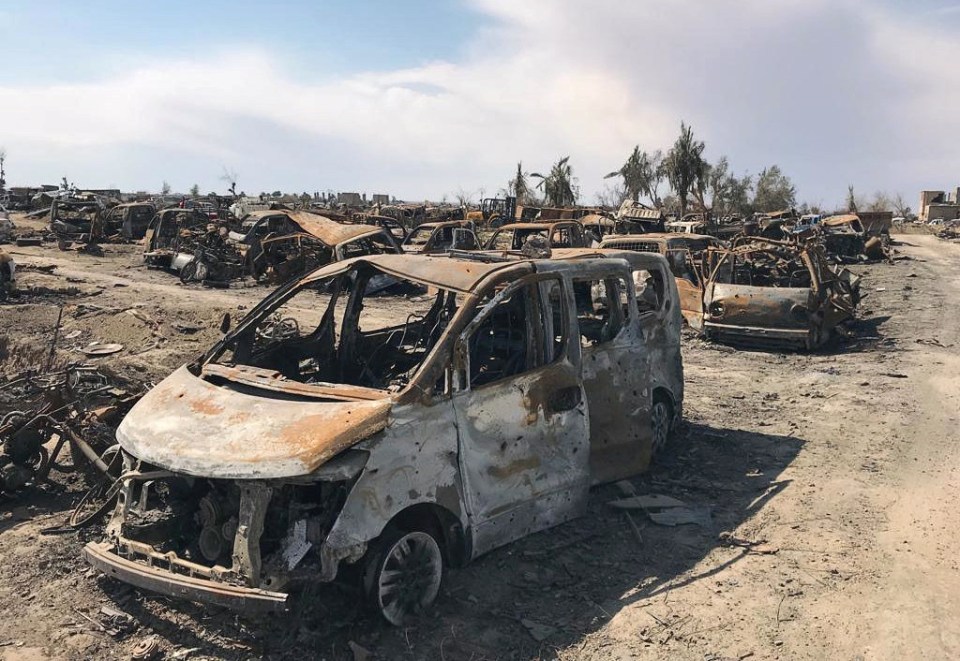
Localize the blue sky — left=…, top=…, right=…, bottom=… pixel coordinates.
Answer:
left=0, top=0, right=484, bottom=83
left=1, top=0, right=959, bottom=208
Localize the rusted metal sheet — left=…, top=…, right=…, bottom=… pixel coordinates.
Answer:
left=116, top=366, right=391, bottom=479
left=285, top=211, right=385, bottom=246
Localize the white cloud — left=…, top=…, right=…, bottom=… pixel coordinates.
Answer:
left=0, top=0, right=957, bottom=204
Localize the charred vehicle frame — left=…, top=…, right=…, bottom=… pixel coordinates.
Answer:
left=84, top=250, right=683, bottom=623
left=701, top=237, right=860, bottom=350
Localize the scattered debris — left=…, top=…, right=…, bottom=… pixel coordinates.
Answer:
left=520, top=618, right=558, bottom=642
left=609, top=494, right=712, bottom=527
left=0, top=363, right=141, bottom=496
left=82, top=342, right=124, bottom=356
left=130, top=635, right=161, bottom=660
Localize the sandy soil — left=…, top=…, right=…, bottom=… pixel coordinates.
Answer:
left=0, top=220, right=958, bottom=660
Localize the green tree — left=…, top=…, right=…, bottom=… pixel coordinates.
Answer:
left=604, top=146, right=664, bottom=206
left=707, top=157, right=754, bottom=216
left=663, top=122, right=707, bottom=218
left=508, top=162, right=534, bottom=204
left=161, top=180, right=171, bottom=196
left=531, top=156, right=578, bottom=207
left=726, top=172, right=754, bottom=216
left=189, top=184, right=200, bottom=197
left=753, top=165, right=796, bottom=212
left=707, top=156, right=729, bottom=212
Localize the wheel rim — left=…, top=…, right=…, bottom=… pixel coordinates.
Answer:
left=651, top=401, right=670, bottom=454
left=377, top=531, right=442, bottom=625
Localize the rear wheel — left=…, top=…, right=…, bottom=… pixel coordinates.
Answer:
left=364, top=528, right=443, bottom=626
left=651, top=398, right=672, bottom=456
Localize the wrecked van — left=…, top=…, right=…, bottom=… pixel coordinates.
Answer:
left=84, top=250, right=683, bottom=623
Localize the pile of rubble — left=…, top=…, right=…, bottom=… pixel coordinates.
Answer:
left=935, top=220, right=960, bottom=242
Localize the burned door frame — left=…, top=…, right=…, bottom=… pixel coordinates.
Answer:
left=666, top=247, right=705, bottom=330
left=572, top=262, right=655, bottom=483
left=450, top=271, right=589, bottom=558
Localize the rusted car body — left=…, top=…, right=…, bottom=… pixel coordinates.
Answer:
left=143, top=208, right=211, bottom=269
left=401, top=220, right=479, bottom=254
left=358, top=215, right=408, bottom=242
left=580, top=214, right=619, bottom=241
left=818, top=214, right=866, bottom=260
left=484, top=221, right=587, bottom=251
left=49, top=197, right=106, bottom=244
left=701, top=238, right=860, bottom=349
left=599, top=233, right=722, bottom=330
left=102, top=202, right=157, bottom=240
left=84, top=250, right=683, bottom=622
left=616, top=201, right=665, bottom=233
left=239, top=211, right=401, bottom=284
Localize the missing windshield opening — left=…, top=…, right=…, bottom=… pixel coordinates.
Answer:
left=215, top=266, right=463, bottom=392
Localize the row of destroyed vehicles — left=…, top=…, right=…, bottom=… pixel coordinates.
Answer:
left=78, top=224, right=863, bottom=623
left=83, top=218, right=860, bottom=625
left=140, top=204, right=864, bottom=351
left=2, top=198, right=867, bottom=625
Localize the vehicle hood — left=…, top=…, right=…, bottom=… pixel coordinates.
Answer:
left=116, top=366, right=391, bottom=479
left=704, top=283, right=811, bottom=329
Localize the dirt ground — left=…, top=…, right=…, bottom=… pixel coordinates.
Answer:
left=1, top=217, right=958, bottom=660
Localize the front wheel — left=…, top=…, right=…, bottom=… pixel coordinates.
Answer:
left=651, top=398, right=672, bottom=456
left=364, top=529, right=443, bottom=626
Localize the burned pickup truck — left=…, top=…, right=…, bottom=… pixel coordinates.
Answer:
left=701, top=238, right=860, bottom=349
left=84, top=250, right=683, bottom=623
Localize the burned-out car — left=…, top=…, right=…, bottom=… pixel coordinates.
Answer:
left=143, top=208, right=213, bottom=270
left=484, top=221, right=587, bottom=251
left=599, top=233, right=722, bottom=329
left=701, top=237, right=860, bottom=349
left=101, top=202, right=157, bottom=240
left=401, top=220, right=479, bottom=254
left=241, top=211, right=402, bottom=284
left=818, top=214, right=866, bottom=260
left=49, top=197, right=106, bottom=244
left=84, top=250, right=683, bottom=623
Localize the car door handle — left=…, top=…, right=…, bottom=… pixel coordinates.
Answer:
left=547, top=386, right=582, bottom=413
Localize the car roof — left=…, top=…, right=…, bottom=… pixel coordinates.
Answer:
left=495, top=221, right=579, bottom=231
left=244, top=210, right=384, bottom=245
left=600, top=232, right=716, bottom=244
left=298, top=249, right=669, bottom=294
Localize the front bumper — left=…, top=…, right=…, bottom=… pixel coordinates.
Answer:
left=83, top=542, right=288, bottom=614
left=703, top=321, right=810, bottom=347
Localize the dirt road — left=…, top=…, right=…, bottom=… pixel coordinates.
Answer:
left=0, top=232, right=958, bottom=660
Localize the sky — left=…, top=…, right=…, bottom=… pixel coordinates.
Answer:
left=1, top=0, right=958, bottom=209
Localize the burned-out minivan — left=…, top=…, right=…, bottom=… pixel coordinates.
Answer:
left=84, top=250, right=683, bottom=623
